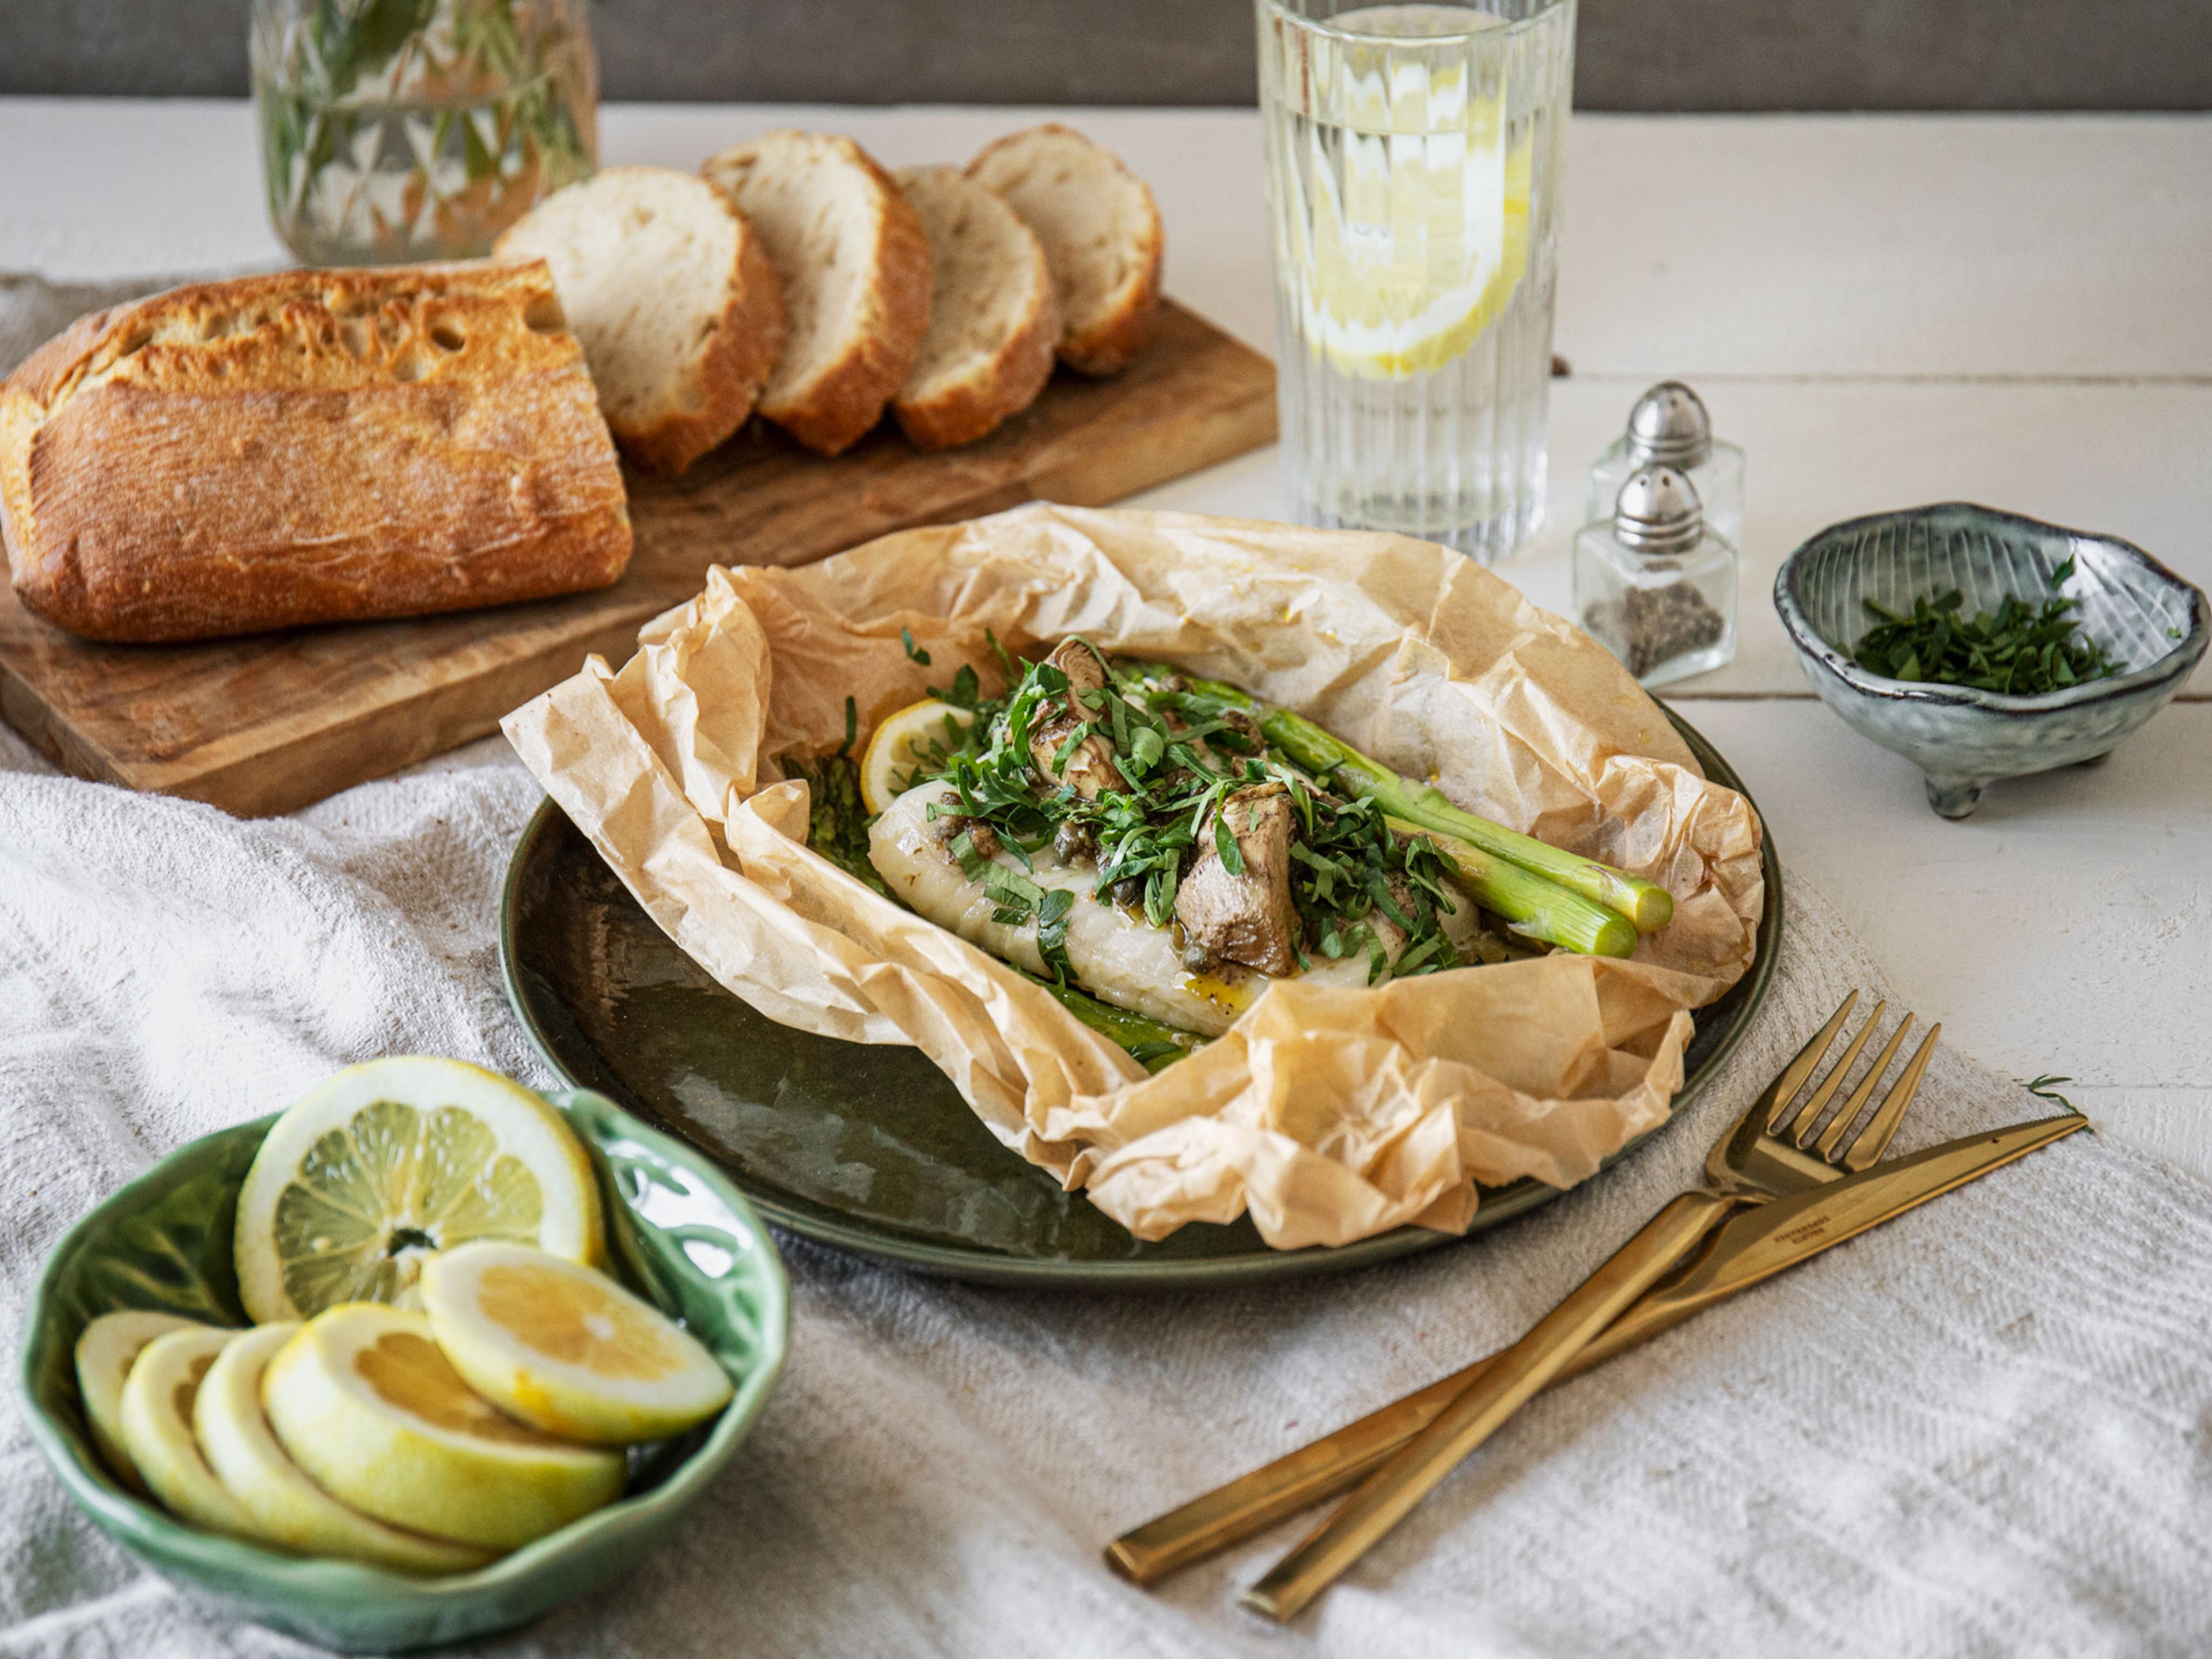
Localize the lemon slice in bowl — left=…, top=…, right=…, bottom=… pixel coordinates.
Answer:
left=234, top=1057, right=604, bottom=1325
left=119, top=1326, right=252, bottom=1537
left=859, top=698, right=975, bottom=816
left=194, top=1323, right=494, bottom=1574
left=74, top=1309, right=207, bottom=1494
left=263, top=1304, right=624, bottom=1552
left=422, top=1243, right=733, bottom=1445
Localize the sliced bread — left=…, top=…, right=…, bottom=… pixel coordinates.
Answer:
left=699, top=132, right=932, bottom=456
left=495, top=166, right=785, bottom=477
left=890, top=166, right=1060, bottom=452
left=967, top=124, right=1162, bottom=376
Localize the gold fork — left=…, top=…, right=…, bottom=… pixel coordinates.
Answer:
left=1210, top=992, right=1939, bottom=1620
left=1108, top=991, right=1934, bottom=1591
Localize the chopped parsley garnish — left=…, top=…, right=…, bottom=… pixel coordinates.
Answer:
left=1853, top=557, right=2123, bottom=695
left=781, top=638, right=1515, bottom=1075
left=892, top=642, right=1465, bottom=986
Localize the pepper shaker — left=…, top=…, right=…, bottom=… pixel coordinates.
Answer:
left=1574, top=464, right=1738, bottom=690
left=1585, top=381, right=1744, bottom=553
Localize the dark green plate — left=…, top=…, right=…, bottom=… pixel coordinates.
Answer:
left=500, top=709, right=1781, bottom=1287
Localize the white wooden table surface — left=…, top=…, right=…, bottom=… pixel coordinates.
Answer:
left=2, top=99, right=2206, bottom=1176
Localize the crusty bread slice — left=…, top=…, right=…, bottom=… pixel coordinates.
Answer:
left=497, top=166, right=785, bottom=477
left=890, top=166, right=1060, bottom=452
left=699, top=132, right=931, bottom=456
left=968, top=124, right=1162, bottom=376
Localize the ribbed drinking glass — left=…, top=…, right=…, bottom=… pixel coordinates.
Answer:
left=1259, top=0, right=1574, bottom=563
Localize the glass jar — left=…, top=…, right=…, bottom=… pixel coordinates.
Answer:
left=252, top=0, right=598, bottom=266
left=1259, top=0, right=1577, bottom=565
left=1586, top=381, right=1744, bottom=553
left=1574, top=464, right=1737, bottom=690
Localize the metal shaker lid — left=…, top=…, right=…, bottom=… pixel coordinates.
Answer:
left=1624, top=381, right=1713, bottom=468
left=1613, top=464, right=1704, bottom=555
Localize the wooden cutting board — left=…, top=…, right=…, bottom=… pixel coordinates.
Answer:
left=0, top=300, right=1274, bottom=816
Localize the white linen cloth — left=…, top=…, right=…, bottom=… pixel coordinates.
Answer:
left=3, top=280, right=2212, bottom=1657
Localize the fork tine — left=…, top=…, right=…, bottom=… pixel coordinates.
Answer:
left=1841, top=1022, right=1941, bottom=1172
left=1811, top=1014, right=1914, bottom=1159
left=1763, top=991, right=1859, bottom=1132
left=1785, top=1001, right=1886, bottom=1145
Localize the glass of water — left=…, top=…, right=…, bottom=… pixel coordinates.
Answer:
left=252, top=0, right=597, bottom=266
left=1259, top=0, right=1574, bottom=563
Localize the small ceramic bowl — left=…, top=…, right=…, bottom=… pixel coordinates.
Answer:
left=1775, top=503, right=2209, bottom=817
left=16, top=1089, right=789, bottom=1654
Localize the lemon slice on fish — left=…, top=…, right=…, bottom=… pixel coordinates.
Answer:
left=263, top=1304, right=624, bottom=1552
left=194, top=1323, right=493, bottom=1574
left=858, top=698, right=975, bottom=816
left=234, top=1057, right=603, bottom=1325
left=422, top=1242, right=733, bottom=1445
left=120, top=1326, right=253, bottom=1537
left=74, top=1309, right=207, bottom=1494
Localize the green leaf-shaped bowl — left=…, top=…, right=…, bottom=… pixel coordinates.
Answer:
left=15, top=1089, right=789, bottom=1653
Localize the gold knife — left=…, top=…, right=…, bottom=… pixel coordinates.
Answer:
left=1105, top=1111, right=2086, bottom=1587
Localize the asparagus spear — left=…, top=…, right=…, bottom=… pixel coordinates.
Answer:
left=1175, top=675, right=1673, bottom=935
left=1027, top=971, right=1206, bottom=1073
left=1385, top=818, right=1637, bottom=959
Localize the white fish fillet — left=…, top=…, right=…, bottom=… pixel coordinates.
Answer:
left=868, top=783, right=1475, bottom=1037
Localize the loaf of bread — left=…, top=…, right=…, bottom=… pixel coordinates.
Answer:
left=497, top=167, right=787, bottom=476
left=0, top=260, right=632, bottom=644
left=891, top=166, right=1060, bottom=451
left=700, top=131, right=932, bottom=456
left=969, top=124, right=1162, bottom=376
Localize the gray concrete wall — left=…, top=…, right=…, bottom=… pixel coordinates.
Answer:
left=7, top=0, right=2210, bottom=109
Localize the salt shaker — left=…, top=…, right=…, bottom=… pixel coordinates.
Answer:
left=1574, top=465, right=1738, bottom=690
left=1585, top=381, right=1744, bottom=552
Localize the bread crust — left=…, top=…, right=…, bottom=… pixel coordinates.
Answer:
left=968, top=123, right=1164, bottom=377
left=494, top=167, right=789, bottom=478
left=702, top=132, right=933, bottom=457
left=893, top=290, right=1057, bottom=452
left=1058, top=246, right=1162, bottom=377
left=618, top=223, right=786, bottom=475
left=891, top=166, right=1061, bottom=452
left=0, top=262, right=632, bottom=643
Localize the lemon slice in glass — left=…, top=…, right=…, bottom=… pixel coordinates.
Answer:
left=195, top=1323, right=494, bottom=1574
left=263, top=1304, right=624, bottom=1552
left=233, top=1057, right=604, bottom=1326
left=858, top=698, right=975, bottom=816
left=1291, top=7, right=1531, bottom=380
left=74, top=1309, right=207, bottom=1494
left=120, top=1326, right=253, bottom=1537
left=422, top=1242, right=734, bottom=1446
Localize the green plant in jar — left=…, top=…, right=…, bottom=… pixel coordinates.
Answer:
left=253, top=0, right=597, bottom=266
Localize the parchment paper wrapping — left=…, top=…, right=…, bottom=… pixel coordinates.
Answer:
left=502, top=506, right=1764, bottom=1248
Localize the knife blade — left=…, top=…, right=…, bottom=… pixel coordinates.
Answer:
left=1104, top=1111, right=2086, bottom=1586
left=1574, top=1109, right=2085, bottom=1367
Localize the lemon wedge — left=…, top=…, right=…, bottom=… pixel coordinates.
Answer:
left=234, top=1057, right=604, bottom=1325
left=263, top=1304, right=624, bottom=1551
left=1295, top=128, right=1530, bottom=380
left=74, top=1309, right=207, bottom=1494
left=120, top=1326, right=252, bottom=1537
left=194, top=1323, right=494, bottom=1574
left=1287, top=8, right=1532, bottom=380
left=858, top=698, right=975, bottom=816
left=422, top=1243, right=733, bottom=1445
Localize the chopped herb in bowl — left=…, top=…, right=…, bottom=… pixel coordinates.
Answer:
left=1852, top=556, right=2123, bottom=694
